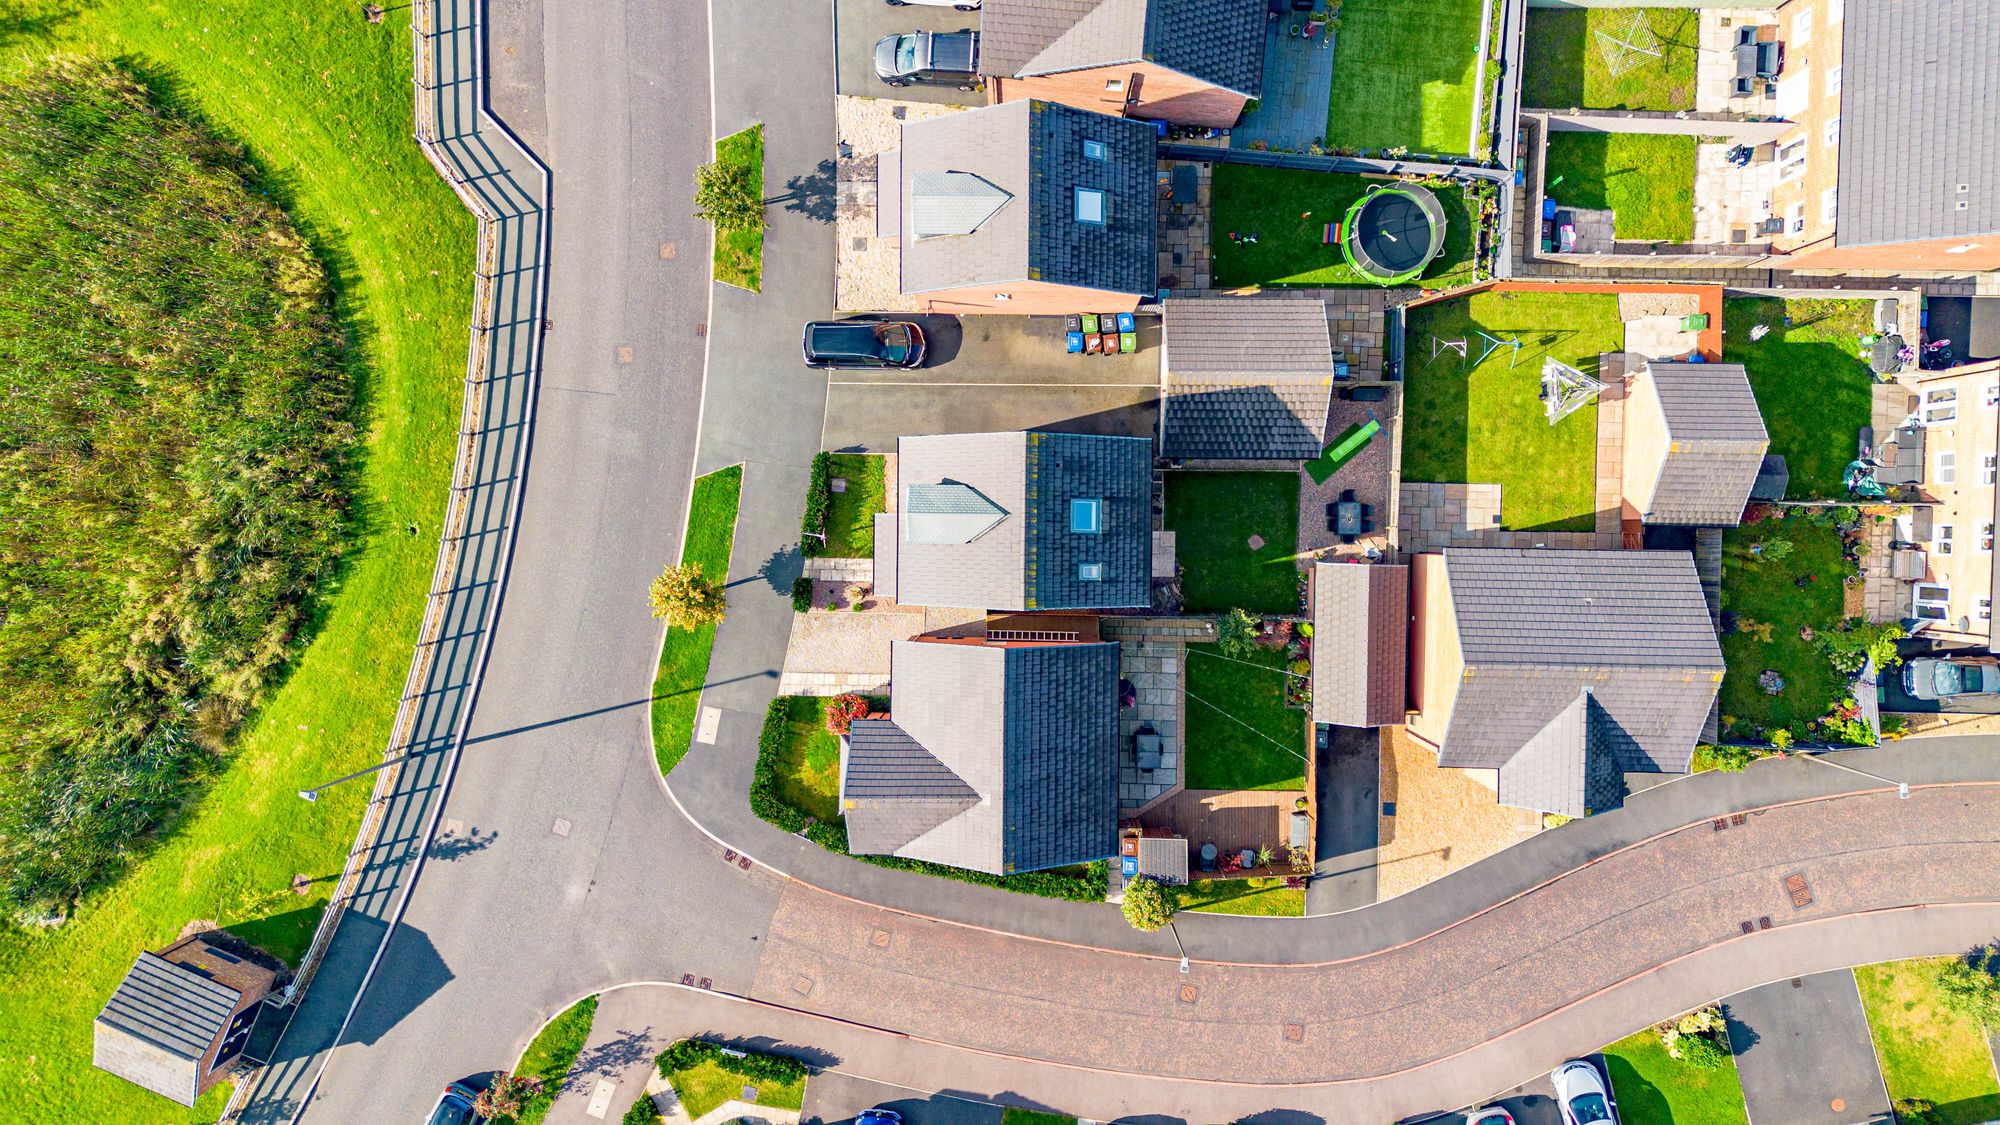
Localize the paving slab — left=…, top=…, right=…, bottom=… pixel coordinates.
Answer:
left=1723, top=970, right=1894, bottom=1125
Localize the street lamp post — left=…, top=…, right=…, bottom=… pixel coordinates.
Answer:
left=1168, top=920, right=1190, bottom=974
left=1795, top=748, right=1909, bottom=798
left=297, top=753, right=410, bottom=803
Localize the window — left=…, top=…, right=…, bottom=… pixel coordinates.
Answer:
left=1823, top=116, right=1840, bottom=147
left=1777, top=139, right=1807, bottom=182
left=1822, top=186, right=1838, bottom=224
left=1082, top=139, right=1107, bottom=161
left=1070, top=498, right=1101, bottom=533
left=1936, top=523, right=1955, bottom=554
left=1985, top=383, right=1999, bottom=407
left=1982, top=598, right=1993, bottom=623
left=1104, top=78, right=1123, bottom=92
left=1984, top=522, right=1995, bottom=552
left=1074, top=186, right=1106, bottom=224
left=1936, top=450, right=1956, bottom=484
left=1926, top=387, right=1958, bottom=424
left=1788, top=201, right=1806, bottom=234
left=1985, top=455, right=1998, bottom=486
left=1915, top=584, right=1950, bottom=623
left=1826, top=65, right=1841, bottom=94
left=1792, top=9, right=1811, bottom=44
left=1078, top=562, right=1103, bottom=581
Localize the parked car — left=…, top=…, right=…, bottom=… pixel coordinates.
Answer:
left=1552, top=1059, right=1618, bottom=1125
left=802, top=320, right=927, bottom=369
left=855, top=1110, right=905, bottom=1125
left=874, top=30, right=980, bottom=90
left=886, top=0, right=980, bottom=8
left=1903, top=656, right=2000, bottom=700
left=1457, top=1108, right=1515, bottom=1125
left=424, top=1081, right=483, bottom=1125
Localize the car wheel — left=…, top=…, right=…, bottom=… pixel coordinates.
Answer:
left=887, top=79, right=908, bottom=88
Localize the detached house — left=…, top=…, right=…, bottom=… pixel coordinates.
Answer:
left=875, top=431, right=1152, bottom=611
left=1160, top=297, right=1337, bottom=462
left=1622, top=361, right=1770, bottom=527
left=981, top=0, right=1266, bottom=128
left=891, top=99, right=1156, bottom=314
left=94, top=935, right=275, bottom=1105
left=1407, top=549, right=1725, bottom=817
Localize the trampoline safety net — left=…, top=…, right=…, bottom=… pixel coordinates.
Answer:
left=1341, top=184, right=1447, bottom=286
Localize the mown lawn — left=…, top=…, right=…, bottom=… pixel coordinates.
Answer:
left=1543, top=132, right=1695, bottom=241
left=1602, top=1027, right=1750, bottom=1125
left=766, top=696, right=860, bottom=824
left=1001, top=1111, right=1077, bottom=1125
left=1178, top=877, right=1306, bottom=916
left=506, top=995, right=599, bottom=1125
left=1210, top=166, right=1478, bottom=290
left=1163, top=471, right=1300, bottom=613
left=823, top=453, right=886, bottom=558
left=1324, top=0, right=1487, bottom=155
left=664, top=1055, right=806, bottom=1120
left=1183, top=644, right=1308, bottom=791
left=653, top=465, right=744, bottom=774
left=1717, top=511, right=1851, bottom=736
left=713, top=124, right=764, bottom=291
left=1855, top=959, right=2000, bottom=1125
left=1724, top=297, right=1878, bottom=499
left=1400, top=290, right=1624, bottom=531
left=0, top=3, right=472, bottom=1120
left=1522, top=7, right=1699, bottom=111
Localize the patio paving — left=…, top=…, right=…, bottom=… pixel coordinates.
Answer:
left=777, top=606, right=929, bottom=697
left=1693, top=141, right=1778, bottom=247
left=1157, top=159, right=1212, bottom=292
left=1134, top=788, right=1304, bottom=878
left=1232, top=14, right=1336, bottom=152
left=1695, top=8, right=1781, bottom=115
left=1300, top=391, right=1394, bottom=559
left=1118, top=638, right=1184, bottom=811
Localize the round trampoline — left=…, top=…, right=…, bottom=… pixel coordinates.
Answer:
left=1341, top=184, right=1448, bottom=286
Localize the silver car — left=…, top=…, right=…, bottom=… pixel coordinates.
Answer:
left=1903, top=656, right=2000, bottom=700
left=1552, top=1059, right=1618, bottom=1125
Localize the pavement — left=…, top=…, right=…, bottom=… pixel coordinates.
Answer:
left=834, top=0, right=986, bottom=106
left=1724, top=971, right=1895, bottom=1125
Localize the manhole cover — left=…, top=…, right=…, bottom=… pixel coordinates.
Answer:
left=1178, top=984, right=1197, bottom=1004
left=793, top=976, right=814, bottom=996
left=871, top=928, right=892, bottom=948
left=616, top=346, right=634, bottom=364
left=660, top=242, right=677, bottom=259
left=1830, top=1099, right=1845, bottom=1113
left=1283, top=1023, right=1304, bottom=1042
left=1784, top=872, right=1813, bottom=909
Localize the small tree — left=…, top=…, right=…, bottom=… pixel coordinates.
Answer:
left=1894, top=1099, right=1943, bottom=1125
left=1216, top=607, right=1259, bottom=660
left=1121, top=874, right=1177, bottom=932
left=473, top=1072, right=541, bottom=1119
left=694, top=160, right=766, bottom=233
left=1654, top=1005, right=1729, bottom=1068
left=1937, top=947, right=2000, bottom=1028
left=650, top=562, right=726, bottom=628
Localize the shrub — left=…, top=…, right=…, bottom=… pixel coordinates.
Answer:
left=800, top=451, right=831, bottom=557
left=1121, top=875, right=1177, bottom=932
left=1692, top=743, right=1765, bottom=772
left=1936, top=946, right=2000, bottom=1028
left=824, top=693, right=869, bottom=736
left=1654, top=1006, right=1729, bottom=1068
left=650, top=563, right=726, bottom=628
left=1676, top=1031, right=1729, bottom=1069
left=623, top=1097, right=664, bottom=1125
left=1216, top=608, right=1260, bottom=660
left=655, top=1039, right=808, bottom=1085
left=474, top=1073, right=542, bottom=1119
left=1895, top=1099, right=1943, bottom=1125
left=1822, top=622, right=1905, bottom=674
left=791, top=575, right=814, bottom=613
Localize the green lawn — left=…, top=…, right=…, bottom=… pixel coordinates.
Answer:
left=664, top=1055, right=806, bottom=1120
left=1521, top=8, right=1699, bottom=111
left=824, top=453, right=886, bottom=558
left=1602, top=1028, right=1750, bottom=1125
left=506, top=995, right=598, bottom=1125
left=713, top=125, right=764, bottom=291
left=1183, top=644, right=1307, bottom=791
left=1724, top=297, right=1878, bottom=499
left=1400, top=290, right=1623, bottom=531
left=653, top=465, right=744, bottom=774
left=1855, top=960, right=2000, bottom=1125
left=1178, top=877, right=1306, bottom=916
left=0, top=3, right=472, bottom=1120
left=1543, top=132, right=1695, bottom=241
left=1163, top=472, right=1300, bottom=614
left=1717, top=512, right=1851, bottom=736
left=1210, top=167, right=1478, bottom=290
left=766, top=696, right=858, bottom=824
left=1324, top=0, right=1487, bottom=155
left=1001, top=1111, right=1077, bottom=1125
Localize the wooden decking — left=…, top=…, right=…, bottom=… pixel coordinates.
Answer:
left=1136, top=788, right=1304, bottom=878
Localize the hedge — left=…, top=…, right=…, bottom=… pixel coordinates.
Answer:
left=655, top=1039, right=808, bottom=1085
left=799, top=451, right=831, bottom=558
left=750, top=699, right=1108, bottom=901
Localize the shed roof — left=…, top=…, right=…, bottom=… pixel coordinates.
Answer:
left=1311, top=562, right=1408, bottom=727
left=981, top=0, right=1265, bottom=95
left=1637, top=361, right=1769, bottom=526
left=94, top=952, right=239, bottom=1105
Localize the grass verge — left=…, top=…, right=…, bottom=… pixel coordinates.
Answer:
left=1210, top=167, right=1479, bottom=290
left=1184, top=645, right=1307, bottom=791
left=1001, top=1111, right=1077, bottom=1125
left=823, top=453, right=886, bottom=558
left=660, top=1043, right=806, bottom=1120
left=652, top=465, right=744, bottom=775
left=1521, top=8, right=1699, bottom=111
left=1602, top=1027, right=1750, bottom=1125
left=1855, top=959, right=2000, bottom=1125
left=1178, top=877, right=1306, bottom=916
left=1543, top=132, right=1695, bottom=241
left=1163, top=472, right=1300, bottom=614
left=0, top=3, right=472, bottom=1120
left=1717, top=510, right=1851, bottom=735
left=1400, top=289, right=1622, bottom=531
left=1324, top=0, right=1485, bottom=155
left=1724, top=297, right=1877, bottom=498
left=505, top=995, right=599, bottom=1125
left=713, top=125, right=764, bottom=291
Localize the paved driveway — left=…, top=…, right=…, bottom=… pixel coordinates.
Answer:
left=1724, top=971, right=1895, bottom=1125
left=835, top=0, right=986, bottom=106
left=1306, top=724, right=1379, bottom=914
left=821, top=315, right=1161, bottom=451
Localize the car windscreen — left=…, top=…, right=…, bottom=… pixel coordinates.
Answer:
left=427, top=1098, right=475, bottom=1125
left=1936, top=661, right=1970, bottom=696
left=1568, top=1094, right=1612, bottom=1123
left=875, top=323, right=912, bottom=363
left=810, top=324, right=885, bottom=358
left=895, top=34, right=917, bottom=72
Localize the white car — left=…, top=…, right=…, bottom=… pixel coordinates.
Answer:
left=1552, top=1059, right=1619, bottom=1125
left=1902, top=656, right=2000, bottom=700
left=886, top=0, right=980, bottom=9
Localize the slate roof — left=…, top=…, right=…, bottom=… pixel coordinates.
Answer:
left=1834, top=0, right=2000, bottom=248
left=842, top=639, right=1120, bottom=874
left=1311, top=562, right=1407, bottom=728
left=1492, top=690, right=1632, bottom=818
left=95, top=953, right=239, bottom=1105
left=1025, top=101, right=1158, bottom=296
left=1636, top=361, right=1769, bottom=527
left=888, top=431, right=1151, bottom=611
left=1435, top=549, right=1724, bottom=779
left=1162, top=298, right=1336, bottom=459
left=981, top=0, right=1265, bottom=95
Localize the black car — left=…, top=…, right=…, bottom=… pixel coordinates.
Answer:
left=802, top=320, right=927, bottom=369
left=874, top=30, right=980, bottom=90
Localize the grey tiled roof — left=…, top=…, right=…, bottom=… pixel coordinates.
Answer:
left=982, top=0, right=1264, bottom=95
left=1161, top=298, right=1335, bottom=458
left=1311, top=562, right=1408, bottom=728
left=94, top=953, right=238, bottom=1104
left=1491, top=691, right=1631, bottom=817
left=1835, top=0, right=2000, bottom=248
left=910, top=171, right=1016, bottom=239
left=1637, top=362, right=1769, bottom=527
left=900, top=102, right=1034, bottom=296
left=1026, top=102, right=1157, bottom=297
left=1163, top=298, right=1334, bottom=374
left=1436, top=549, right=1723, bottom=777
left=842, top=640, right=1119, bottom=874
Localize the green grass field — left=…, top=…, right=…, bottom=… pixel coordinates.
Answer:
left=1209, top=166, right=1478, bottom=289
left=653, top=465, right=744, bottom=775
left=0, top=3, right=472, bottom=1120
left=1543, top=132, right=1695, bottom=241
left=1724, top=297, right=1878, bottom=499
left=1324, top=0, right=1487, bottom=155
left=1856, top=960, right=2000, bottom=1125
left=1183, top=645, right=1308, bottom=791
left=1400, top=290, right=1623, bottom=531
left=766, top=696, right=854, bottom=824
left=1718, top=512, right=1850, bottom=736
left=713, top=125, right=764, bottom=291
left=1163, top=472, right=1300, bottom=614
left=507, top=995, right=599, bottom=1125
left=823, top=453, right=886, bottom=557
left=1178, top=877, right=1306, bottom=916
left=1522, top=8, right=1699, bottom=111
left=1602, top=1027, right=1750, bottom=1125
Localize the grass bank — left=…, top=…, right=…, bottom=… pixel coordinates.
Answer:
left=1543, top=132, right=1695, bottom=242
left=1855, top=959, right=2000, bottom=1125
left=1724, top=297, right=1877, bottom=498
left=1522, top=8, right=1699, bottom=111
left=1324, top=0, right=1486, bottom=155
left=1210, top=167, right=1480, bottom=290
left=652, top=465, right=744, bottom=775
left=823, top=453, right=886, bottom=557
left=713, top=125, right=764, bottom=291
left=658, top=1040, right=806, bottom=1119
left=1184, top=645, right=1307, bottom=791
left=1163, top=471, right=1300, bottom=614
left=0, top=2, right=473, bottom=1119
left=505, top=995, right=599, bottom=1125
left=1602, top=1027, right=1749, bottom=1125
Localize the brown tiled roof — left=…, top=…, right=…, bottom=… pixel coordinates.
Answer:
left=1311, top=562, right=1407, bottom=728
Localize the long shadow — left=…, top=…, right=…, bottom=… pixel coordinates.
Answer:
left=772, top=158, right=837, bottom=223
left=426, top=824, right=498, bottom=862
left=465, top=697, right=659, bottom=744
left=336, top=921, right=454, bottom=1047
left=692, top=1031, right=840, bottom=1071
left=565, top=1026, right=657, bottom=1090
left=225, top=904, right=342, bottom=969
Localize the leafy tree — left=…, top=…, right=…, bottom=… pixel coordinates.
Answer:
left=650, top=563, right=726, bottom=629
left=1216, top=608, right=1260, bottom=660
left=1936, top=947, right=2000, bottom=1028
left=1121, top=875, right=1177, bottom=932
left=694, top=159, right=766, bottom=233
left=1894, top=1099, right=1943, bottom=1125
left=473, top=1072, right=541, bottom=1119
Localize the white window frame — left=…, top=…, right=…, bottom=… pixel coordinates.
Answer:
left=1792, top=9, right=1812, bottom=45
left=1777, top=139, right=1807, bottom=182
left=1821, top=186, right=1838, bottom=225
left=1078, top=562, right=1103, bottom=581
left=1936, top=450, right=1957, bottom=484
left=1986, top=382, right=1999, bottom=407
left=1985, top=455, right=1998, bottom=486
left=1926, top=386, right=1958, bottom=424
left=1915, top=583, right=1951, bottom=622
left=1104, top=77, right=1123, bottom=92
left=1935, top=523, right=1955, bottom=555
left=1788, top=201, right=1807, bottom=234
left=1982, top=597, right=1993, bottom=623
left=1074, top=186, right=1107, bottom=225
left=1983, top=521, right=1995, bottom=553
left=1826, top=65, right=1842, bottom=95
left=1824, top=116, right=1840, bottom=147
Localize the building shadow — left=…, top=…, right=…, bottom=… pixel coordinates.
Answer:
left=336, top=921, right=454, bottom=1047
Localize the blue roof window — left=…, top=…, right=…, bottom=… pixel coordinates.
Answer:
left=1082, top=138, right=1107, bottom=161
left=1070, top=498, right=1101, bottom=533
left=1074, top=187, right=1106, bottom=225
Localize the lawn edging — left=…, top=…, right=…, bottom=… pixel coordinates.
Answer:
left=653, top=465, right=745, bottom=776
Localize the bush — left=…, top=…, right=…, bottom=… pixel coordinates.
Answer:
left=1822, top=622, right=1905, bottom=674
left=1894, top=1099, right=1943, bottom=1125
left=1654, top=1005, right=1730, bottom=1069
left=1936, top=946, right=2000, bottom=1028
left=1121, top=875, right=1177, bottom=931
left=790, top=575, right=814, bottom=613
left=622, top=1097, right=664, bottom=1125
left=1676, top=1031, right=1729, bottom=1069
left=656, top=1039, right=808, bottom=1085
left=692, top=158, right=766, bottom=233
left=1691, top=743, right=1768, bottom=772
left=650, top=563, right=726, bottom=628
left=800, top=451, right=831, bottom=557
left=1216, top=608, right=1260, bottom=660
left=824, top=693, right=869, bottom=735
left=474, top=1073, right=542, bottom=1119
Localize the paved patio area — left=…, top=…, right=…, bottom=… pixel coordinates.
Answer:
left=1117, top=638, right=1184, bottom=811
left=1157, top=160, right=1212, bottom=292
left=777, top=606, right=929, bottom=696
left=1693, top=141, right=1778, bottom=246
left=1396, top=483, right=1611, bottom=551
left=1377, top=726, right=1542, bottom=901
left=1696, top=8, right=1781, bottom=115
left=1232, top=13, right=1336, bottom=152
left=1300, top=392, right=1394, bottom=559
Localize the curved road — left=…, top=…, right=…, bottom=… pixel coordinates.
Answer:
left=272, top=0, right=2000, bottom=1121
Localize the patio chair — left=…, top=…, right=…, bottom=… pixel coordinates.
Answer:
left=1357, top=503, right=1373, bottom=520
left=1339, top=488, right=1356, bottom=503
